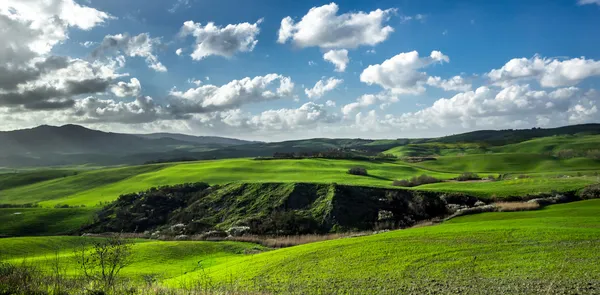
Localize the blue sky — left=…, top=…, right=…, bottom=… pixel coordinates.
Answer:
left=2, top=0, right=600, bottom=140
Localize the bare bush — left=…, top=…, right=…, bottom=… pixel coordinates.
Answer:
left=74, top=235, right=132, bottom=290
left=392, top=174, right=441, bottom=187
left=456, top=172, right=481, bottom=181
left=586, top=149, right=600, bottom=160
left=494, top=202, right=540, bottom=212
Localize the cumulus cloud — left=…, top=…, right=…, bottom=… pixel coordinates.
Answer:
left=110, top=78, right=141, bottom=97
left=326, top=100, right=336, bottom=107
left=341, top=92, right=398, bottom=115
left=487, top=55, right=600, bottom=88
left=354, top=85, right=600, bottom=134
left=1, top=0, right=113, bottom=56
left=175, top=48, right=183, bottom=56
left=426, top=76, right=472, bottom=92
left=168, top=74, right=295, bottom=115
left=70, top=96, right=165, bottom=124
left=323, top=49, right=349, bottom=72
left=0, top=0, right=123, bottom=111
left=178, top=19, right=263, bottom=60
left=277, top=3, right=396, bottom=49
left=93, top=33, right=167, bottom=72
left=360, top=50, right=449, bottom=94
left=305, top=77, right=343, bottom=99
left=0, top=58, right=123, bottom=110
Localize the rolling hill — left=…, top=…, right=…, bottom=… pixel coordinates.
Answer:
left=2, top=123, right=600, bottom=168
left=2, top=200, right=598, bottom=293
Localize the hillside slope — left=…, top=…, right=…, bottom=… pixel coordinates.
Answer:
left=2, top=200, right=598, bottom=293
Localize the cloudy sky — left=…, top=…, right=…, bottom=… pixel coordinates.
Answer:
left=1, top=0, right=600, bottom=141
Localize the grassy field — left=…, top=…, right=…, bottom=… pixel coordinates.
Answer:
left=0, top=159, right=458, bottom=207
left=491, top=134, right=600, bottom=154
left=0, top=208, right=95, bottom=236
left=1, top=155, right=598, bottom=207
left=2, top=200, right=599, bottom=293
left=413, top=153, right=600, bottom=173
left=415, top=177, right=599, bottom=197
left=384, top=134, right=600, bottom=157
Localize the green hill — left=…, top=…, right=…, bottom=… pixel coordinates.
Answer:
left=2, top=200, right=599, bottom=293
left=413, top=153, right=600, bottom=173
left=0, top=159, right=457, bottom=207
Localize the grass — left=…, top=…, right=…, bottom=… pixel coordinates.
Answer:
left=2, top=200, right=599, bottom=293
left=414, top=177, right=598, bottom=197
left=0, top=159, right=457, bottom=207
left=385, top=142, right=488, bottom=157
left=0, top=170, right=79, bottom=191
left=413, top=153, right=600, bottom=173
left=1, top=155, right=598, bottom=208
left=0, top=164, right=169, bottom=206
left=0, top=208, right=96, bottom=236
left=491, top=134, right=600, bottom=154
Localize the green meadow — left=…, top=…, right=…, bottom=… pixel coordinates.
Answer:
left=2, top=154, right=599, bottom=207
left=2, top=200, right=599, bottom=293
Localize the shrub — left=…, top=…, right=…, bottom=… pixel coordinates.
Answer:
left=586, top=149, right=600, bottom=160
left=348, top=167, right=368, bottom=176
left=580, top=184, right=600, bottom=200
left=556, top=149, right=576, bottom=159
left=392, top=174, right=441, bottom=187
left=494, top=202, right=540, bottom=212
left=456, top=172, right=481, bottom=181
left=517, top=174, right=530, bottom=179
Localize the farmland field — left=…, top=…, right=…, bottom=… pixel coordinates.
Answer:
left=2, top=200, right=599, bottom=293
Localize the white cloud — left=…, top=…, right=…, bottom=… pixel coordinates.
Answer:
left=578, top=0, right=600, bottom=5
left=179, top=19, right=263, bottom=60
left=341, top=92, right=398, bottom=115
left=487, top=55, right=600, bottom=88
left=366, top=49, right=376, bottom=54
left=187, top=78, right=202, bottom=86
left=93, top=33, right=167, bottom=72
left=360, top=50, right=449, bottom=94
left=169, top=0, right=190, bottom=13
left=356, top=85, right=600, bottom=133
left=400, top=14, right=426, bottom=23
left=168, top=74, right=295, bottom=114
left=80, top=41, right=97, bottom=48
left=304, top=77, right=343, bottom=99
left=323, top=49, right=349, bottom=72
left=277, top=3, right=396, bottom=49
left=246, top=102, right=340, bottom=131
left=110, top=78, right=141, bottom=97
left=70, top=96, right=165, bottom=124
left=308, top=60, right=317, bottom=66
left=426, top=76, right=472, bottom=92
left=326, top=100, right=336, bottom=107
left=176, top=48, right=183, bottom=56
left=1, top=0, right=112, bottom=55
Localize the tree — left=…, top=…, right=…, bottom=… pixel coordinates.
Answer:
left=74, top=235, right=132, bottom=290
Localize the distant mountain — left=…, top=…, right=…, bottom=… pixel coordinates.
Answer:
left=434, top=124, right=600, bottom=145
left=0, top=125, right=251, bottom=167
left=1, top=123, right=600, bottom=168
left=136, top=133, right=254, bottom=146
left=0, top=125, right=190, bottom=155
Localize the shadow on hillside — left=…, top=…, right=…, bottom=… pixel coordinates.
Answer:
left=365, top=174, right=393, bottom=181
